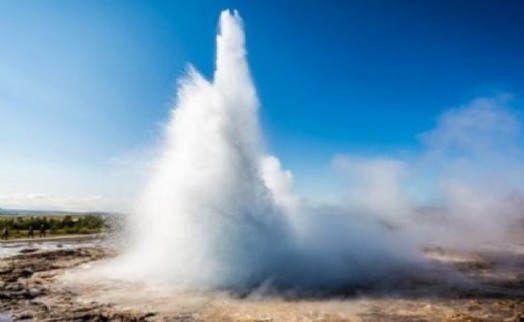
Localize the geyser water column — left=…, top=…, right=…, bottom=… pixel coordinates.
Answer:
left=122, top=10, right=291, bottom=290
left=99, top=9, right=424, bottom=294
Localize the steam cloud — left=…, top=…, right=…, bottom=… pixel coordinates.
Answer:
left=102, top=10, right=523, bottom=293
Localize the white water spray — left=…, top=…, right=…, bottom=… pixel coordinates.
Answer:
left=104, top=7, right=524, bottom=294
left=117, top=10, right=293, bottom=290
left=103, top=10, right=419, bottom=292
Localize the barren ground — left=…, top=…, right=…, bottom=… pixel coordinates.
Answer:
left=1, top=241, right=523, bottom=321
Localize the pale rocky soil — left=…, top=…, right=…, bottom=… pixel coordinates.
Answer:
left=1, top=244, right=523, bottom=321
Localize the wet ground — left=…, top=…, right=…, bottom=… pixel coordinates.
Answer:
left=1, top=240, right=523, bottom=321
left=0, top=235, right=105, bottom=259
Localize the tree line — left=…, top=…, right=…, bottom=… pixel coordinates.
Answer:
left=0, top=215, right=108, bottom=235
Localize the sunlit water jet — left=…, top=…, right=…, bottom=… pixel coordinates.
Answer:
left=94, top=9, right=424, bottom=293
left=115, top=10, right=294, bottom=290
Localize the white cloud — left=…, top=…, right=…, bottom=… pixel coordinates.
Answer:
left=0, top=193, right=113, bottom=212
left=0, top=155, right=137, bottom=212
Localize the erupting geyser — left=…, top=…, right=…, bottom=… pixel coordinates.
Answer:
left=115, top=11, right=289, bottom=288
left=103, top=9, right=422, bottom=292
left=124, top=10, right=293, bottom=290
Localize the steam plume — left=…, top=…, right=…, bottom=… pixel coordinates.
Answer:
left=104, top=10, right=418, bottom=292
left=101, top=10, right=523, bottom=293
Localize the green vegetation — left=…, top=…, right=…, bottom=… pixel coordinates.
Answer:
left=0, top=214, right=109, bottom=238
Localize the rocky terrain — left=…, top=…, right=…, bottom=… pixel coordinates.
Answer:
left=0, top=245, right=523, bottom=321
left=0, top=247, right=161, bottom=321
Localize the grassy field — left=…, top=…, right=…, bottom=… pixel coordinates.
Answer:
left=0, top=213, right=110, bottom=239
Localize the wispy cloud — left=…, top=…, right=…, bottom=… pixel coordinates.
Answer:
left=0, top=193, right=109, bottom=212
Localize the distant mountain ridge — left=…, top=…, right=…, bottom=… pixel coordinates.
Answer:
left=0, top=208, right=119, bottom=216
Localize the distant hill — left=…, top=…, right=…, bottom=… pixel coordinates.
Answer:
left=0, top=208, right=120, bottom=216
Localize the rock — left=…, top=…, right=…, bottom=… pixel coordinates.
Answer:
left=28, top=287, right=43, bottom=297
left=19, top=248, right=39, bottom=254
left=0, top=267, right=13, bottom=275
left=20, top=268, right=33, bottom=278
left=14, top=311, right=33, bottom=320
left=6, top=283, right=23, bottom=292
left=21, top=290, right=37, bottom=299
left=3, top=275, right=17, bottom=283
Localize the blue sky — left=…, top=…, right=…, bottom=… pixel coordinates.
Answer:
left=1, top=1, right=523, bottom=211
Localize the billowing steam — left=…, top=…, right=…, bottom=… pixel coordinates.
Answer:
left=101, top=10, right=523, bottom=293
left=334, top=94, right=524, bottom=249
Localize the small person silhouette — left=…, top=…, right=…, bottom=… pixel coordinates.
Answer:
left=39, top=224, right=47, bottom=238
left=28, top=226, right=35, bottom=239
left=1, top=228, right=9, bottom=241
